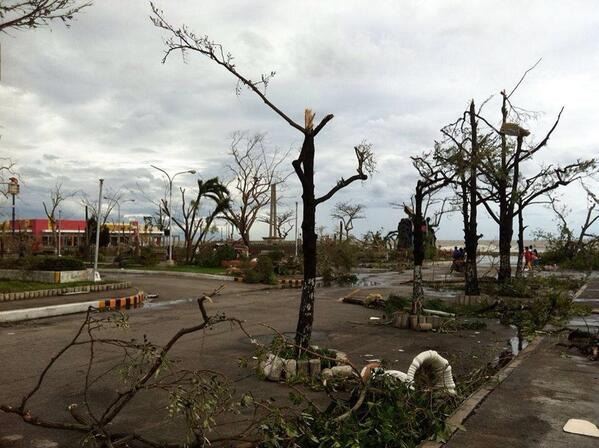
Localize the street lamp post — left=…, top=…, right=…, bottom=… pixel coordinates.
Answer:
left=7, top=178, right=19, bottom=237
left=58, top=209, right=62, bottom=257
left=150, top=166, right=196, bottom=264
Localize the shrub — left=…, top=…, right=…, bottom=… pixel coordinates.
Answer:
left=243, top=255, right=277, bottom=284
left=195, top=244, right=237, bottom=267
left=138, top=247, right=160, bottom=267
left=317, top=239, right=359, bottom=282
left=5, top=256, right=86, bottom=271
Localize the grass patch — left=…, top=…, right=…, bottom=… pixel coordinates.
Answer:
left=0, top=279, right=105, bottom=293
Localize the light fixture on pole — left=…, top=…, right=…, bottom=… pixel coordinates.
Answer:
left=150, top=165, right=196, bottom=265
left=7, top=177, right=19, bottom=237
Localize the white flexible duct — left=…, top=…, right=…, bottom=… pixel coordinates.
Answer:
left=383, top=370, right=410, bottom=383
left=406, top=350, right=457, bottom=395
left=360, top=363, right=411, bottom=386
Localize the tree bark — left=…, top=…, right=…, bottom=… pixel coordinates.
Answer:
left=240, top=229, right=250, bottom=250
left=516, top=204, right=525, bottom=277
left=498, top=217, right=513, bottom=282
left=412, top=184, right=424, bottom=314
left=294, top=134, right=317, bottom=354
left=464, top=101, right=480, bottom=296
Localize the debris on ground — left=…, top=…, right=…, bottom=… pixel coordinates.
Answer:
left=563, top=418, right=599, bottom=438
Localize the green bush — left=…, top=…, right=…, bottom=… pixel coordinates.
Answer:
left=0, top=256, right=86, bottom=271
left=243, top=269, right=263, bottom=284
left=243, top=255, right=277, bottom=284
left=317, top=239, right=359, bottom=283
left=138, top=247, right=160, bottom=267
left=195, top=244, right=237, bottom=267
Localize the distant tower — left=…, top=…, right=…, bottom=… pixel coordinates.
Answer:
left=264, top=183, right=282, bottom=241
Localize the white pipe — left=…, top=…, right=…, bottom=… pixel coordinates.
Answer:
left=422, top=308, right=456, bottom=317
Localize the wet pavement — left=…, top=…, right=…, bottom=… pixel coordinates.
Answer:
left=0, top=269, right=513, bottom=447
left=445, top=279, right=599, bottom=448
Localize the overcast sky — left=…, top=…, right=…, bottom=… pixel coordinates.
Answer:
left=1, top=0, right=598, bottom=242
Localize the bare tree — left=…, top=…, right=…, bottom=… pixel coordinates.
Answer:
left=80, top=189, right=121, bottom=226
left=221, top=131, right=289, bottom=248
left=258, top=208, right=294, bottom=239
left=331, top=201, right=365, bottom=240
left=541, top=184, right=599, bottom=261
left=151, top=5, right=375, bottom=353
left=409, top=153, right=454, bottom=313
left=42, top=182, right=75, bottom=253
left=0, top=158, right=18, bottom=217
left=512, top=164, right=594, bottom=275
left=0, top=0, right=91, bottom=32
left=474, top=62, right=595, bottom=283
left=438, top=101, right=486, bottom=296
left=161, top=178, right=230, bottom=264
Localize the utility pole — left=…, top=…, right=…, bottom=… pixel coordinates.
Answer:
left=93, top=179, right=104, bottom=282
left=57, top=209, right=62, bottom=257
left=151, top=165, right=196, bottom=265
left=7, top=178, right=19, bottom=237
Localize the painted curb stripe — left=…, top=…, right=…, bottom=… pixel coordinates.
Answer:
left=0, top=291, right=145, bottom=322
left=97, top=292, right=145, bottom=311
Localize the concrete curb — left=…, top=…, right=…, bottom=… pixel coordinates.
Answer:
left=0, top=282, right=131, bottom=302
left=0, top=291, right=145, bottom=323
left=100, top=268, right=234, bottom=282
left=418, top=335, right=545, bottom=448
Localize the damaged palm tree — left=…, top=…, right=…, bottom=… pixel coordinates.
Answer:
left=150, top=4, right=375, bottom=355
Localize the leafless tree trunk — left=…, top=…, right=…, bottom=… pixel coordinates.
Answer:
left=259, top=209, right=294, bottom=239
left=439, top=101, right=483, bottom=296
left=151, top=6, right=375, bottom=355
left=473, top=62, right=594, bottom=283
left=43, top=182, right=75, bottom=253
left=80, top=190, right=121, bottom=226
left=409, top=154, right=454, bottom=314
left=221, top=132, right=289, bottom=248
left=331, top=201, right=365, bottom=240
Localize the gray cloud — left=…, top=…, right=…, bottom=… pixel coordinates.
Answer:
left=1, top=0, right=598, bottom=240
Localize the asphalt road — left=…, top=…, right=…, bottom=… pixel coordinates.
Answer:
left=0, top=271, right=515, bottom=447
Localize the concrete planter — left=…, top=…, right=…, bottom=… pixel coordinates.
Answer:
left=0, top=281, right=132, bottom=302
left=259, top=348, right=349, bottom=382
left=0, top=268, right=94, bottom=284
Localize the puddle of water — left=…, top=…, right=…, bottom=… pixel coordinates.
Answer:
left=422, top=286, right=458, bottom=299
left=566, top=315, right=599, bottom=331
